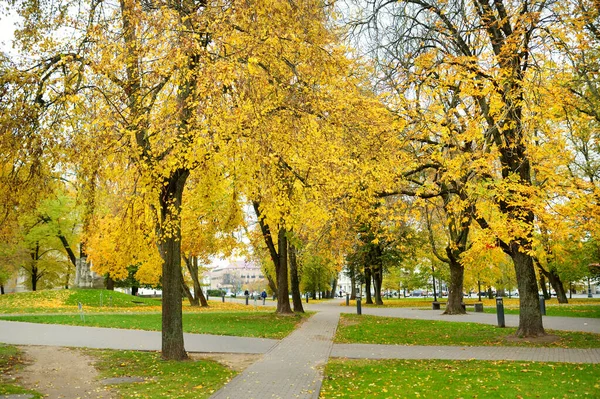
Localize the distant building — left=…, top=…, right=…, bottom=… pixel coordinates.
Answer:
left=208, top=260, right=265, bottom=293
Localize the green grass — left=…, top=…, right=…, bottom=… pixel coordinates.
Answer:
left=89, top=349, right=233, bottom=399
left=321, top=359, right=600, bottom=398
left=0, top=344, right=43, bottom=398
left=65, top=289, right=162, bottom=307
left=0, top=289, right=162, bottom=314
left=0, top=311, right=309, bottom=339
left=483, top=304, right=600, bottom=318
left=336, top=314, right=600, bottom=348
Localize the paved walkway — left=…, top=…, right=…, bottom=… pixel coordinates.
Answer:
left=1, top=298, right=599, bottom=399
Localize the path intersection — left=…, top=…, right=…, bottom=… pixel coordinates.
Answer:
left=1, top=298, right=598, bottom=399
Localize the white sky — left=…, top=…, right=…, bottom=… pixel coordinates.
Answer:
left=0, top=5, right=19, bottom=54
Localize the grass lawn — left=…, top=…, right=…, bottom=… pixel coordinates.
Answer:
left=336, top=314, right=600, bottom=348
left=90, top=349, right=234, bottom=399
left=0, top=311, right=309, bottom=339
left=0, top=288, right=263, bottom=314
left=482, top=304, right=600, bottom=318
left=321, top=359, right=600, bottom=398
left=0, top=344, right=43, bottom=398
left=355, top=297, right=600, bottom=318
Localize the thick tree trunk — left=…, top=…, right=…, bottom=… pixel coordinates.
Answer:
left=157, top=169, right=189, bottom=361
left=513, top=249, right=545, bottom=337
left=0, top=285, right=4, bottom=294
left=331, top=277, right=338, bottom=298
left=289, top=243, right=304, bottom=313
left=350, top=273, right=356, bottom=300
left=372, top=267, right=384, bottom=305
left=131, top=286, right=138, bottom=296
left=364, top=267, right=373, bottom=304
left=444, top=259, right=466, bottom=315
left=31, top=265, right=37, bottom=292
left=105, top=276, right=115, bottom=291
left=276, top=228, right=293, bottom=314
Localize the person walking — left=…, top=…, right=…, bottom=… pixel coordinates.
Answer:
left=261, top=290, right=267, bottom=305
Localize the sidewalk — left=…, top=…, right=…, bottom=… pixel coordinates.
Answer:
left=210, top=309, right=340, bottom=399
left=1, top=300, right=599, bottom=399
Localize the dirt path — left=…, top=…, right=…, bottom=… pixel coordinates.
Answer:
left=16, top=346, right=114, bottom=399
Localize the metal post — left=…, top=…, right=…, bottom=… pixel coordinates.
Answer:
left=539, top=295, right=546, bottom=315
left=222, top=293, right=225, bottom=303
left=356, top=296, right=362, bottom=315
left=346, top=293, right=350, bottom=306
left=496, top=297, right=505, bottom=328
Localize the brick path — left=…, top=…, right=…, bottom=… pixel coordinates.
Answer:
left=210, top=310, right=340, bottom=399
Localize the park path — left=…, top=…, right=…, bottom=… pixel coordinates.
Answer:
left=1, top=298, right=600, bottom=399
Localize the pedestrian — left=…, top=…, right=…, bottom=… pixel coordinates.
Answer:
left=261, top=289, right=267, bottom=305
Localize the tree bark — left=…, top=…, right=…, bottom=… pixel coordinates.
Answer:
left=444, top=259, right=466, bottom=315
left=548, top=269, right=568, bottom=304
left=372, top=266, right=384, bottom=305
left=181, top=272, right=199, bottom=306
left=157, top=168, right=189, bottom=361
left=364, top=266, right=373, bottom=304
left=105, top=275, right=115, bottom=290
left=0, top=285, right=4, bottom=294
left=350, top=272, right=356, bottom=300
left=330, top=277, right=338, bottom=298
left=539, top=273, right=550, bottom=300
left=513, top=249, right=545, bottom=337
left=183, top=256, right=208, bottom=307
left=288, top=242, right=304, bottom=313
left=276, top=228, right=293, bottom=314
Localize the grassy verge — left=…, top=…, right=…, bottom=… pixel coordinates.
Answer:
left=0, top=344, right=43, bottom=398
left=321, top=359, right=600, bottom=398
left=336, top=314, right=600, bottom=348
left=0, top=289, right=269, bottom=314
left=482, top=304, right=600, bottom=318
left=0, top=311, right=309, bottom=339
left=90, top=349, right=233, bottom=399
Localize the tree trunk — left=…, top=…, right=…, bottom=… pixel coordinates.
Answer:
left=131, top=286, right=138, bottom=296
left=105, top=275, right=115, bottom=291
left=444, top=259, right=466, bottom=315
left=372, top=267, right=384, bottom=305
left=331, top=277, right=338, bottom=298
left=513, top=249, right=545, bottom=337
left=184, top=256, right=208, bottom=307
left=289, top=243, right=304, bottom=313
left=276, top=228, right=293, bottom=314
left=181, top=272, right=199, bottom=306
left=364, top=267, right=373, bottom=304
left=539, top=273, right=550, bottom=299
left=0, top=285, right=4, bottom=294
left=31, top=265, right=37, bottom=292
left=350, top=273, right=356, bottom=300
left=157, top=168, right=189, bottom=361
left=548, top=270, right=568, bottom=304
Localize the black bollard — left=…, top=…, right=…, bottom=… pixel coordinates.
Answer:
left=496, top=297, right=505, bottom=328
left=222, top=293, right=225, bottom=303
left=539, top=295, right=546, bottom=315
left=306, top=293, right=309, bottom=303
left=346, top=294, right=350, bottom=306
left=356, top=296, right=362, bottom=315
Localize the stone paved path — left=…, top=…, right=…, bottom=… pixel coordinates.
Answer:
left=210, top=310, right=340, bottom=399
left=1, top=299, right=599, bottom=399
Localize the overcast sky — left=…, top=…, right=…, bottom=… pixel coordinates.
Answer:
left=0, top=6, right=18, bottom=54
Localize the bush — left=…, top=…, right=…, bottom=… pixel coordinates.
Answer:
left=207, top=289, right=225, bottom=297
